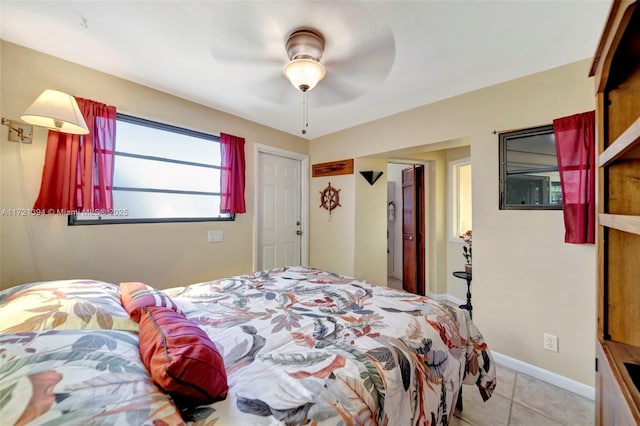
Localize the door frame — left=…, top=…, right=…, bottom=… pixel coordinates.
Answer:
left=253, top=144, right=309, bottom=271
left=388, top=159, right=432, bottom=293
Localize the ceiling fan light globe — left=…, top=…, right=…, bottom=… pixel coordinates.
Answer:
left=283, top=58, right=326, bottom=92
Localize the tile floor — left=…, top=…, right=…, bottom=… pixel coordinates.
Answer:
left=386, top=277, right=595, bottom=425
left=388, top=276, right=403, bottom=290
left=451, top=364, right=594, bottom=426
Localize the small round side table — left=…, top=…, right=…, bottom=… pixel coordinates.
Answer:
left=452, top=271, right=472, bottom=319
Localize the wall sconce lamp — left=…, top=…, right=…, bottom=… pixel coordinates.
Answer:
left=360, top=170, right=384, bottom=186
left=2, top=89, right=90, bottom=144
left=1, top=118, right=33, bottom=144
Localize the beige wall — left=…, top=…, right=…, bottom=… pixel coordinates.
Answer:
left=1, top=40, right=597, bottom=387
left=0, top=42, right=307, bottom=289
left=309, top=173, right=355, bottom=276
left=354, top=158, right=388, bottom=283
left=309, top=60, right=597, bottom=386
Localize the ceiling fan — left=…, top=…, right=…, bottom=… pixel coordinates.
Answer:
left=282, top=28, right=327, bottom=93
left=208, top=5, right=396, bottom=109
left=280, top=27, right=328, bottom=134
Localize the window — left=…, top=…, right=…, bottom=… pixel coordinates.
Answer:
left=449, top=157, right=472, bottom=240
left=69, top=114, right=234, bottom=225
left=499, top=125, right=561, bottom=210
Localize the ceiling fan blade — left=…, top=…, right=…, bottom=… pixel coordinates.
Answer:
left=208, top=4, right=286, bottom=66
left=324, top=27, right=396, bottom=86
left=250, top=74, right=300, bottom=105
left=313, top=73, right=364, bottom=106
left=252, top=72, right=364, bottom=107
left=210, top=28, right=284, bottom=65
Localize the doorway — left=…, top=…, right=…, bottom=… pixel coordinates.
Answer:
left=387, top=162, right=429, bottom=295
left=402, top=165, right=425, bottom=295
left=254, top=145, right=309, bottom=271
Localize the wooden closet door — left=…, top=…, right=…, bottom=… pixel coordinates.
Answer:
left=402, top=165, right=425, bottom=295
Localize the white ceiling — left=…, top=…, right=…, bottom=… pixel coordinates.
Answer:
left=0, top=0, right=612, bottom=139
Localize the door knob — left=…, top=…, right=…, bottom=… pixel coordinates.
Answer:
left=296, top=230, right=302, bottom=235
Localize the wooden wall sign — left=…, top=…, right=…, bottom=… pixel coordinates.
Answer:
left=312, top=159, right=354, bottom=177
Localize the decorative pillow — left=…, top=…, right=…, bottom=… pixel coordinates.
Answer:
left=138, top=306, right=228, bottom=408
left=0, top=280, right=139, bottom=333
left=120, top=282, right=182, bottom=322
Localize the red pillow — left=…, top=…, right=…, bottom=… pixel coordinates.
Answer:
left=138, top=306, right=228, bottom=407
left=120, top=282, right=182, bottom=322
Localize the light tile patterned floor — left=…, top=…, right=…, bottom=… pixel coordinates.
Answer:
left=451, top=364, right=594, bottom=426
left=386, top=277, right=595, bottom=426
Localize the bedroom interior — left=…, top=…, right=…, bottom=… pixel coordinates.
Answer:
left=1, top=0, right=638, bottom=424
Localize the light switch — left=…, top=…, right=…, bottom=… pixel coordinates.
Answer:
left=207, top=230, right=224, bottom=243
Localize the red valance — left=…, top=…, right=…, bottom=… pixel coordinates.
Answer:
left=219, top=133, right=246, bottom=214
left=553, top=111, right=596, bottom=244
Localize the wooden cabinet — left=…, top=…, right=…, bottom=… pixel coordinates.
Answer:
left=590, top=1, right=640, bottom=424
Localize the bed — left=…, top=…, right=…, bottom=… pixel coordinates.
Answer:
left=0, top=266, right=495, bottom=425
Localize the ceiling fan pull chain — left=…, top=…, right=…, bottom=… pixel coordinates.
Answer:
left=301, top=91, right=309, bottom=135
left=305, top=91, right=309, bottom=132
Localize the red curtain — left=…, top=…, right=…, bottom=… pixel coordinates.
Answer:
left=33, top=98, right=116, bottom=213
left=553, top=110, right=596, bottom=244
left=219, top=133, right=246, bottom=214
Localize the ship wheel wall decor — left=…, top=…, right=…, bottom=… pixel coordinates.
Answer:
left=319, top=182, right=341, bottom=218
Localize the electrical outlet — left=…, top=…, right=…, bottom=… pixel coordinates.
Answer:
left=544, top=333, right=558, bottom=352
left=207, top=230, right=224, bottom=243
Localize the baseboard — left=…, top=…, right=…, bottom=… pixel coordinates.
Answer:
left=426, top=291, right=465, bottom=307
left=491, top=351, right=595, bottom=400
left=446, top=294, right=465, bottom=306
left=425, top=291, right=447, bottom=301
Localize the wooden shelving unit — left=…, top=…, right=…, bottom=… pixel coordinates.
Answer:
left=598, top=214, right=640, bottom=235
left=590, top=1, right=640, bottom=424
left=598, top=117, right=640, bottom=167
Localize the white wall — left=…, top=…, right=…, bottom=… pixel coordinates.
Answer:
left=309, top=60, right=597, bottom=386
left=0, top=42, right=307, bottom=290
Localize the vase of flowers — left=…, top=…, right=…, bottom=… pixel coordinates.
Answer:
left=460, top=230, right=472, bottom=274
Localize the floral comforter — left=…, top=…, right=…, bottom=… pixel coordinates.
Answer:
left=0, top=268, right=495, bottom=425
left=166, top=267, right=496, bottom=424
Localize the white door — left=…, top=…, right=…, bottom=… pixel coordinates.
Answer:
left=257, top=152, right=303, bottom=269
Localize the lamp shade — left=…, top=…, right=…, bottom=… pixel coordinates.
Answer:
left=283, top=58, right=326, bottom=92
left=21, top=90, right=89, bottom=135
